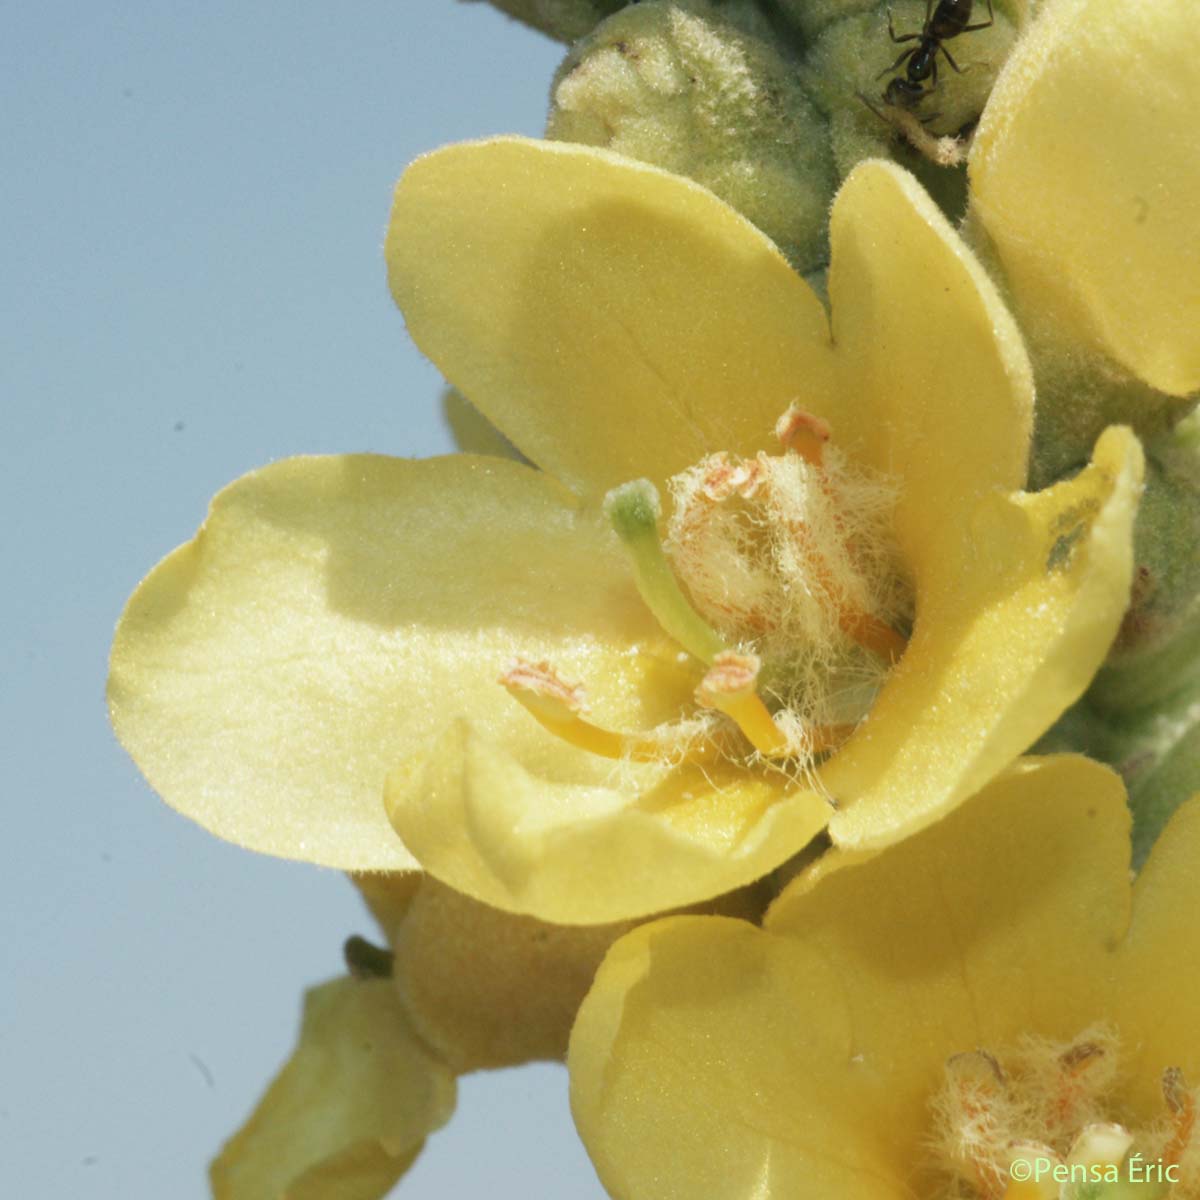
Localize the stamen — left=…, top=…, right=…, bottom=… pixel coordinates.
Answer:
left=933, top=1029, right=1183, bottom=1200
left=695, top=652, right=790, bottom=757
left=671, top=455, right=776, bottom=635
left=1162, top=1067, right=1196, bottom=1167
left=1053, top=1040, right=1106, bottom=1130
left=776, top=410, right=909, bottom=664
left=503, top=658, right=589, bottom=713
left=1060, top=1042, right=1106, bottom=1072
left=697, top=453, right=766, bottom=502
left=775, top=710, right=857, bottom=757
left=785, top=517, right=908, bottom=663
left=605, top=480, right=728, bottom=664
left=500, top=659, right=721, bottom=763
left=942, top=1050, right=1010, bottom=1198
left=775, top=403, right=831, bottom=466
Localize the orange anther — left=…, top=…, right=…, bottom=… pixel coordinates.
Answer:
left=775, top=405, right=832, bottom=467
left=501, top=657, right=726, bottom=764
left=500, top=659, right=588, bottom=714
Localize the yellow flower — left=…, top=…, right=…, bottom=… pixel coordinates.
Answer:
left=969, top=0, right=1200, bottom=398
left=569, top=757, right=1200, bottom=1199
left=108, top=138, right=1141, bottom=925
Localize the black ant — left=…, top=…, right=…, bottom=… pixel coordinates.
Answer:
left=879, top=0, right=994, bottom=108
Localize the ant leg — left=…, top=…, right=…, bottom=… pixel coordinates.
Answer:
left=961, top=0, right=994, bottom=32
left=886, top=9, right=920, bottom=43
left=876, top=45, right=917, bottom=80
left=939, top=44, right=966, bottom=74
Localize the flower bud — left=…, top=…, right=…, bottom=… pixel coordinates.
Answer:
left=1127, top=712, right=1200, bottom=871
left=771, top=0, right=875, bottom=43
left=388, top=876, right=766, bottom=1072
left=470, top=0, right=627, bottom=43
left=800, top=1, right=1015, bottom=195
left=546, top=0, right=836, bottom=270
left=772, top=0, right=1030, bottom=45
left=1087, top=416, right=1200, bottom=678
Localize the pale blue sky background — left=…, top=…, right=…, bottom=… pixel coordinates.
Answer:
left=3, top=2, right=611, bottom=1195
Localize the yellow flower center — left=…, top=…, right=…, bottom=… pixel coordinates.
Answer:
left=501, top=407, right=911, bottom=773
left=928, top=1027, right=1200, bottom=1199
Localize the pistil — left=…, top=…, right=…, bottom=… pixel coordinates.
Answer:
left=604, top=479, right=727, bottom=665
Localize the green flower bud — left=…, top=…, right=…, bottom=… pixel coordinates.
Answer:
left=1126, top=709, right=1200, bottom=869
left=546, top=0, right=837, bottom=271
left=1034, top=651, right=1200, bottom=871
left=801, top=1, right=1014, bottom=191
left=1043, top=658, right=1200, bottom=869
left=772, top=0, right=875, bottom=43
left=1108, top=443, right=1200, bottom=665
left=772, top=0, right=1028, bottom=43
left=1024, top=342, right=1192, bottom=491
left=469, top=0, right=628, bottom=43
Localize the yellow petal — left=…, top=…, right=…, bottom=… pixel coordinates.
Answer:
left=827, top=426, right=1143, bottom=852
left=109, top=453, right=680, bottom=870
left=211, top=978, right=455, bottom=1200
left=768, top=757, right=1130, bottom=1029
left=970, top=0, right=1200, bottom=396
left=571, top=916, right=907, bottom=1200
left=1115, top=794, right=1200, bottom=1117
left=570, top=758, right=1130, bottom=1200
left=385, top=719, right=829, bottom=924
left=828, top=159, right=1033, bottom=576
left=387, top=137, right=835, bottom=499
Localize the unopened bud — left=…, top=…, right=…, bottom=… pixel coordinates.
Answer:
left=470, top=0, right=625, bottom=43
left=547, top=0, right=836, bottom=271
left=801, top=1, right=1014, bottom=181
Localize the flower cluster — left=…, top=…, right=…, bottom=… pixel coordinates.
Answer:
left=108, top=0, right=1200, bottom=1196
